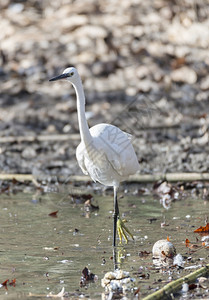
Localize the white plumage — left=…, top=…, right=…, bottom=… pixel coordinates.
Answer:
left=49, top=67, right=139, bottom=246
left=76, top=123, right=139, bottom=186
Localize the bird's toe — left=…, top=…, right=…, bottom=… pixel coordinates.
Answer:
left=117, top=218, right=134, bottom=244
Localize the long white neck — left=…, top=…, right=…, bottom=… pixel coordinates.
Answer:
left=72, top=78, right=92, bottom=145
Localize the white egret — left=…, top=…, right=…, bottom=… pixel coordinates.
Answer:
left=49, top=67, right=139, bottom=246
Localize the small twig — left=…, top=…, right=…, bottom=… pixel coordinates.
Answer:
left=29, top=287, right=65, bottom=298
left=143, top=264, right=209, bottom=300
left=0, top=174, right=39, bottom=186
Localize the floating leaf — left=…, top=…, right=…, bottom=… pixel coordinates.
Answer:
left=194, top=223, right=209, bottom=233
left=48, top=210, right=58, bottom=217
left=9, top=279, right=16, bottom=287
left=1, top=279, right=9, bottom=287
left=185, top=238, right=199, bottom=250
left=185, top=238, right=190, bottom=247
left=0, top=278, right=15, bottom=289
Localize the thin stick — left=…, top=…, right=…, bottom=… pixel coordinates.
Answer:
left=63, top=173, right=209, bottom=183
left=0, top=134, right=80, bottom=143
left=0, top=174, right=39, bottom=186
left=143, top=264, right=209, bottom=300
left=128, top=173, right=209, bottom=182
left=0, top=173, right=209, bottom=186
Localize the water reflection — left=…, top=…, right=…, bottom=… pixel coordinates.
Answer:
left=113, top=246, right=126, bottom=270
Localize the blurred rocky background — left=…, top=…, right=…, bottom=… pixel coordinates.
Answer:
left=0, top=0, right=209, bottom=179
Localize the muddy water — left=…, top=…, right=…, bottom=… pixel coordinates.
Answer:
left=0, top=188, right=208, bottom=299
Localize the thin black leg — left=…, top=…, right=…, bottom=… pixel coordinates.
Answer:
left=113, top=246, right=119, bottom=271
left=113, top=186, right=119, bottom=247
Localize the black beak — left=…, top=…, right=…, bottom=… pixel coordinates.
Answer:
left=49, top=73, right=69, bottom=81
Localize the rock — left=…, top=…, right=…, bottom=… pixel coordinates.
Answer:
left=136, top=65, right=149, bottom=79
left=60, top=15, right=88, bottom=31
left=21, top=147, right=37, bottom=159
left=101, top=270, right=136, bottom=293
left=168, top=22, right=209, bottom=48
left=173, top=253, right=184, bottom=267
left=200, top=75, right=209, bottom=90
left=170, top=66, right=197, bottom=84
left=198, top=277, right=209, bottom=289
left=74, top=25, right=107, bottom=39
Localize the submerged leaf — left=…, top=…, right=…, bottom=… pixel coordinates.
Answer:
left=9, top=279, right=16, bottom=287
left=82, top=266, right=95, bottom=281
left=138, top=250, right=151, bottom=257
left=189, top=283, right=197, bottom=290
left=82, top=267, right=89, bottom=280
left=70, top=193, right=93, bottom=204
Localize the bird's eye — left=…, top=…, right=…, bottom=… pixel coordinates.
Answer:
left=70, top=72, right=74, bottom=76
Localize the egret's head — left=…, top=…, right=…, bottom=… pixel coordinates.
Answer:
left=49, top=67, right=80, bottom=84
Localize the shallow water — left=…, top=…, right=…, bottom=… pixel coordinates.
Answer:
left=0, top=187, right=208, bottom=299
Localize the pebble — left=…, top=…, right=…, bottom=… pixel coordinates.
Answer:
left=101, top=270, right=136, bottom=293
left=170, top=66, right=197, bottom=84
left=21, top=147, right=37, bottom=159
left=182, top=283, right=189, bottom=293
